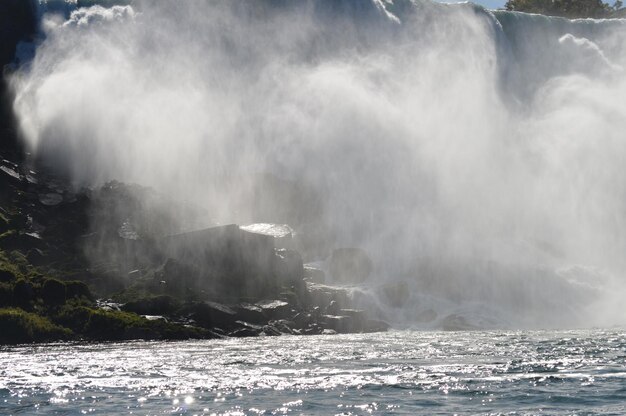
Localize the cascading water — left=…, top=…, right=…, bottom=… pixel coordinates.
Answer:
left=9, top=0, right=626, bottom=329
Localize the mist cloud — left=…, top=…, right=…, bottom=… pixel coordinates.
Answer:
left=10, top=0, right=626, bottom=328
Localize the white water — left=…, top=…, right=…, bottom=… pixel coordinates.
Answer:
left=10, top=0, right=626, bottom=329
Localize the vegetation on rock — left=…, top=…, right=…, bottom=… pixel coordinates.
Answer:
left=505, top=0, right=624, bottom=18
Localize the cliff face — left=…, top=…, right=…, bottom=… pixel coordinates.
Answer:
left=0, top=0, right=36, bottom=161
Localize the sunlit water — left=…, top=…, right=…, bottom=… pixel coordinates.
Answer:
left=1, top=330, right=626, bottom=415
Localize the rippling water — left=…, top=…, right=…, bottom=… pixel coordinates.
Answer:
left=1, top=329, right=626, bottom=415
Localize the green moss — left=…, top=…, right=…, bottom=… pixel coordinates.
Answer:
left=53, top=305, right=209, bottom=341
left=0, top=308, right=72, bottom=344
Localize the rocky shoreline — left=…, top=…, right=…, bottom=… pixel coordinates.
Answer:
left=0, top=157, right=390, bottom=344
left=0, top=1, right=395, bottom=344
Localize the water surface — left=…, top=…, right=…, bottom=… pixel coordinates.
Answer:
left=1, top=329, right=626, bottom=415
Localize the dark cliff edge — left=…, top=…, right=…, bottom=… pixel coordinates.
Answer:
left=0, top=0, right=37, bottom=162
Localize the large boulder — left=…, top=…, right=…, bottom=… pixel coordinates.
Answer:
left=184, top=301, right=238, bottom=331
left=256, top=299, right=293, bottom=320
left=160, top=224, right=276, bottom=300
left=328, top=248, right=373, bottom=283
left=240, top=223, right=295, bottom=250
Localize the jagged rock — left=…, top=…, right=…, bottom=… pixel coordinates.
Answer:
left=268, top=319, right=296, bottom=334
left=257, top=299, right=293, bottom=320
left=261, top=324, right=282, bottom=336
left=380, top=281, right=410, bottom=308
left=306, top=282, right=350, bottom=311
left=329, top=248, right=373, bottom=283
left=234, top=303, right=267, bottom=324
left=292, top=312, right=313, bottom=329
left=231, top=320, right=264, bottom=337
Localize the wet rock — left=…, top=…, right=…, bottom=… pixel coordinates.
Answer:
left=230, top=327, right=261, bottom=337
left=229, top=320, right=264, bottom=336
left=306, top=282, right=350, bottom=311
left=292, top=312, right=313, bottom=329
left=321, top=315, right=353, bottom=333
left=96, top=299, right=122, bottom=311
left=268, top=319, right=296, bottom=334
left=143, top=315, right=168, bottom=322
left=185, top=301, right=238, bottom=330
left=261, top=324, right=282, bottom=336
left=322, top=329, right=337, bottom=335
left=380, top=281, right=410, bottom=308
left=329, top=248, right=373, bottom=283
left=257, top=299, right=293, bottom=320
left=240, top=223, right=295, bottom=250
left=234, top=303, right=267, bottom=324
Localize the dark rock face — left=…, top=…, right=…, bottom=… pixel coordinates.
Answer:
left=0, top=0, right=36, bottom=160
left=161, top=225, right=277, bottom=300
left=184, top=301, right=238, bottom=331
left=329, top=248, right=373, bottom=283
left=122, top=295, right=180, bottom=316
